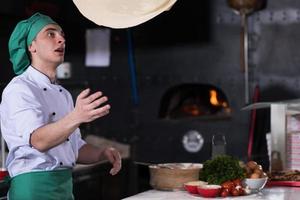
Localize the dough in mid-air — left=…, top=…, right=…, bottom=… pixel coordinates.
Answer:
left=73, top=0, right=177, bottom=28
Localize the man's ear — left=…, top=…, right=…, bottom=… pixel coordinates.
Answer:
left=28, top=42, right=36, bottom=53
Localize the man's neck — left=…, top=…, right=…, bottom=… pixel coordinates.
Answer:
left=31, top=63, right=58, bottom=83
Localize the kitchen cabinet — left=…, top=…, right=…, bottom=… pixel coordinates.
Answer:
left=0, top=180, right=9, bottom=199
left=73, top=159, right=137, bottom=200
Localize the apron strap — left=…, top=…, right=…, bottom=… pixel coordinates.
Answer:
left=9, top=169, right=73, bottom=200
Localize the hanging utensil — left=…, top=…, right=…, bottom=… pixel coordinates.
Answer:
left=228, top=0, right=264, bottom=16
left=227, top=0, right=265, bottom=72
left=227, top=0, right=266, bottom=104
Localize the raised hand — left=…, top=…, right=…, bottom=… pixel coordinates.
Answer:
left=73, top=88, right=110, bottom=123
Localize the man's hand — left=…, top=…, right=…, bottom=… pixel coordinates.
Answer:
left=104, top=147, right=122, bottom=175
left=73, top=88, right=110, bottom=124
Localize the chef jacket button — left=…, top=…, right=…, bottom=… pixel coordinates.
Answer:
left=72, top=163, right=75, bottom=166
left=52, top=112, right=56, bottom=116
left=66, top=138, right=70, bottom=141
left=60, top=162, right=63, bottom=165
left=43, top=88, right=47, bottom=91
left=59, top=89, right=62, bottom=92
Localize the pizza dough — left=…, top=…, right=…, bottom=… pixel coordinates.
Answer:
left=73, top=0, right=177, bottom=28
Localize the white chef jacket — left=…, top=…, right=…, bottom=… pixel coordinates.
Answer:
left=0, top=66, right=86, bottom=177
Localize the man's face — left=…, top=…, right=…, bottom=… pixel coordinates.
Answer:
left=29, top=24, right=66, bottom=66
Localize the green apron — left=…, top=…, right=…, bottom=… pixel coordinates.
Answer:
left=8, top=169, right=74, bottom=200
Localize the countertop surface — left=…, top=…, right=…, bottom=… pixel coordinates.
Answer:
left=122, top=187, right=300, bottom=200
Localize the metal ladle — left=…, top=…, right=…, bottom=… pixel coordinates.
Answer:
left=227, top=0, right=265, bottom=104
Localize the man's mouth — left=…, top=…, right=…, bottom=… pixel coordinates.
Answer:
left=54, top=48, right=65, bottom=53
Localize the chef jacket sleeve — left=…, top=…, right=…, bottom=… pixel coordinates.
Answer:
left=72, top=128, right=86, bottom=154
left=64, top=90, right=87, bottom=152
left=2, top=83, right=47, bottom=145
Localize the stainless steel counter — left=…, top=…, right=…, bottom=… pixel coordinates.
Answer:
left=122, top=187, right=300, bottom=200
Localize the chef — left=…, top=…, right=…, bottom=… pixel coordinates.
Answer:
left=0, top=12, right=121, bottom=200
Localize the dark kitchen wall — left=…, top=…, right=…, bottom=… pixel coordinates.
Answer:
left=125, top=0, right=300, bottom=164
left=1, top=0, right=300, bottom=164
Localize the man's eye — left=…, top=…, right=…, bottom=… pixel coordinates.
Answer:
left=47, top=32, right=55, bottom=37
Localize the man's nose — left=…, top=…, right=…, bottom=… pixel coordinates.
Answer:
left=58, top=35, right=66, bottom=44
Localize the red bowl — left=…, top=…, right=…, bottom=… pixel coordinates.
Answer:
left=0, top=170, right=9, bottom=181
left=184, top=181, right=208, bottom=194
left=197, top=184, right=222, bottom=198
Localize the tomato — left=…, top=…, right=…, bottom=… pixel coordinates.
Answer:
left=221, top=181, right=234, bottom=190
left=231, top=188, right=240, bottom=196
left=222, top=188, right=229, bottom=193
left=220, top=189, right=229, bottom=197
left=232, top=179, right=242, bottom=187
left=238, top=188, right=246, bottom=196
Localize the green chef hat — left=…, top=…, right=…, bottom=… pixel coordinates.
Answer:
left=8, top=12, right=57, bottom=75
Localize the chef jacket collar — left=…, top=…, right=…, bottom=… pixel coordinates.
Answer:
left=26, top=65, right=58, bottom=89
